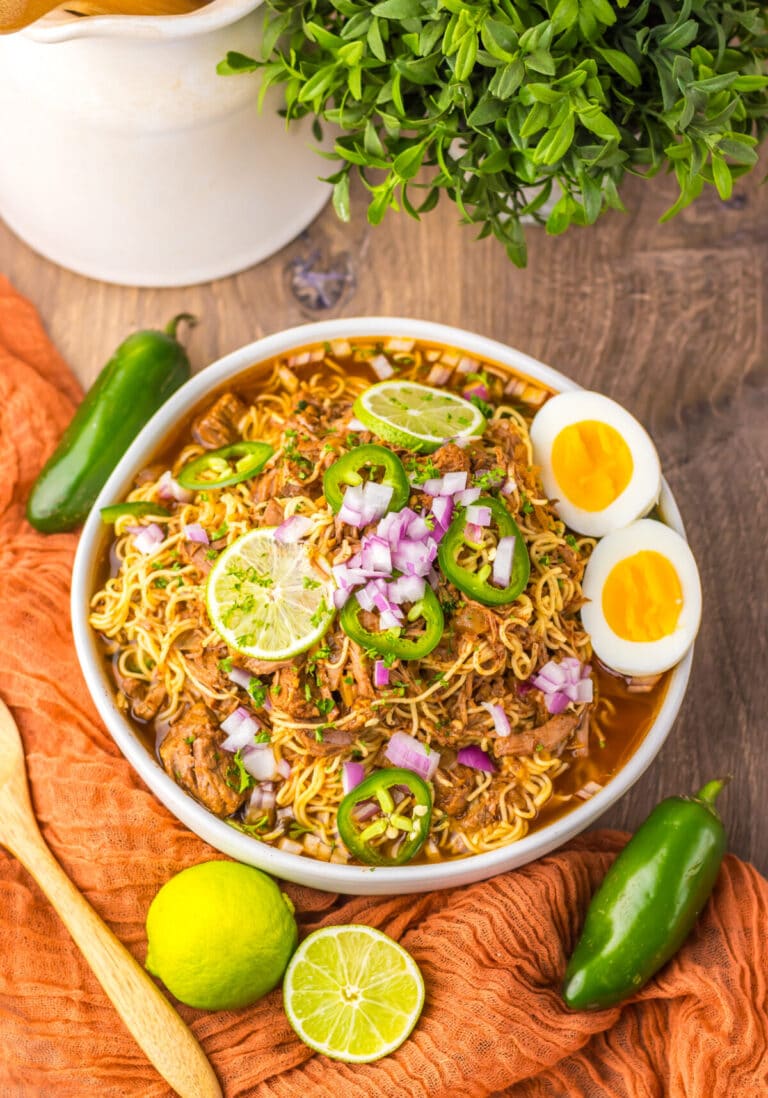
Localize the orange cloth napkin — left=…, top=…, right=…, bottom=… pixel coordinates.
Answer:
left=1, top=274, right=767, bottom=1098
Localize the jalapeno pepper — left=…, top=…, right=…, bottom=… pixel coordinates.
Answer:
left=100, top=501, right=171, bottom=524
left=27, top=315, right=193, bottom=533
left=562, top=778, right=729, bottom=1011
left=176, top=441, right=274, bottom=490
left=437, top=495, right=530, bottom=605
left=340, top=585, right=444, bottom=659
left=323, top=444, right=410, bottom=514
left=337, top=767, right=432, bottom=866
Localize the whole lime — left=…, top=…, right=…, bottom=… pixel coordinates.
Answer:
left=145, top=860, right=298, bottom=1011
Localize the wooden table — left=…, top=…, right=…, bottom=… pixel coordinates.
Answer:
left=2, top=167, right=766, bottom=872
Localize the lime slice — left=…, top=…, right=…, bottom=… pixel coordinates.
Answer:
left=354, top=380, right=485, bottom=453
left=283, top=925, right=425, bottom=1063
left=206, top=528, right=334, bottom=660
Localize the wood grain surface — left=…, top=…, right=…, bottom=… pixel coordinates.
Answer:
left=1, top=165, right=766, bottom=872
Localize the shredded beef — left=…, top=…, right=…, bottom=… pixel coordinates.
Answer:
left=492, top=711, right=580, bottom=758
left=158, top=702, right=249, bottom=817
left=191, top=392, right=247, bottom=449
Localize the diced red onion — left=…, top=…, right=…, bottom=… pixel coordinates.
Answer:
left=157, top=470, right=193, bottom=503
left=492, top=535, right=515, bottom=589
left=464, top=523, right=485, bottom=545
left=371, top=354, right=394, bottom=380
left=546, top=692, right=570, bottom=715
left=531, top=658, right=594, bottom=714
left=379, top=609, right=403, bottom=630
left=347, top=417, right=366, bottom=431
left=443, top=471, right=468, bottom=495
left=220, top=706, right=260, bottom=750
left=481, top=701, right=511, bottom=737
left=501, top=477, right=516, bottom=496
left=228, top=667, right=253, bottom=690
left=456, top=487, right=481, bottom=507
left=355, top=583, right=376, bottom=612
left=342, top=761, right=366, bottom=795
left=338, top=502, right=364, bottom=526
left=431, top=496, right=454, bottom=531
left=364, top=481, right=394, bottom=514
left=241, top=745, right=278, bottom=781
left=277, top=758, right=292, bottom=780
left=406, top=515, right=432, bottom=541
left=360, top=535, right=392, bottom=575
left=183, top=523, right=209, bottom=545
left=427, top=364, right=452, bottom=385
left=351, top=798, right=381, bottom=822
left=462, top=383, right=489, bottom=401
left=128, top=523, right=165, bottom=555
left=457, top=745, right=496, bottom=772
left=427, top=567, right=440, bottom=590
left=385, top=731, right=440, bottom=781
left=388, top=574, right=426, bottom=604
left=465, top=504, right=491, bottom=527
left=275, top=514, right=314, bottom=543
left=374, top=660, right=390, bottom=687
left=248, top=784, right=276, bottom=813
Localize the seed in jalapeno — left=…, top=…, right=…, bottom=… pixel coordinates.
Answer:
left=337, top=767, right=432, bottom=866
left=339, top=585, right=444, bottom=660
left=176, top=441, right=274, bottom=491
left=100, top=501, right=171, bottom=524
left=323, top=444, right=410, bottom=516
left=437, top=495, right=530, bottom=606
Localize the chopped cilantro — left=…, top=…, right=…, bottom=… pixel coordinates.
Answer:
left=469, top=395, right=494, bottom=419
left=254, top=729, right=271, bottom=744
left=303, top=575, right=321, bottom=590
left=153, top=577, right=168, bottom=589
left=520, top=494, right=534, bottom=515
left=218, top=656, right=234, bottom=673
left=230, top=749, right=254, bottom=793
left=247, top=677, right=268, bottom=708
left=565, top=534, right=579, bottom=549
left=205, top=548, right=219, bottom=560
left=211, top=521, right=229, bottom=539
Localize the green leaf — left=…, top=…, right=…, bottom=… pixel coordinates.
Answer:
left=217, top=51, right=258, bottom=76
left=297, top=65, right=338, bottom=105
left=488, top=60, right=524, bottom=99
left=534, top=110, right=575, bottom=164
left=454, top=33, right=478, bottom=82
left=659, top=20, right=698, bottom=51
left=578, top=106, right=621, bottom=141
left=711, top=154, right=733, bottom=201
left=367, top=186, right=394, bottom=225
left=371, top=0, right=421, bottom=18
left=550, top=0, right=579, bottom=34
left=333, top=173, right=351, bottom=220
left=596, top=47, right=641, bottom=87
left=367, top=17, right=387, bottom=62
left=525, top=49, right=556, bottom=76
left=393, top=142, right=426, bottom=180
left=468, top=96, right=506, bottom=126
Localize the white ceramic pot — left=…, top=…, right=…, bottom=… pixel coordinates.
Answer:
left=71, top=318, right=694, bottom=895
left=0, top=0, right=330, bottom=286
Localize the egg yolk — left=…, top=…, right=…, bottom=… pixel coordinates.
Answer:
left=602, top=550, right=683, bottom=642
left=551, top=420, right=633, bottom=511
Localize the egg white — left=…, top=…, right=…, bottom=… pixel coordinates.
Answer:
left=581, top=519, right=702, bottom=677
left=530, top=391, right=661, bottom=537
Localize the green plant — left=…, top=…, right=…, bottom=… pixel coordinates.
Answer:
left=219, top=0, right=768, bottom=265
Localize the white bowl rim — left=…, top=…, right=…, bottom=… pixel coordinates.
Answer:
left=71, top=317, right=693, bottom=895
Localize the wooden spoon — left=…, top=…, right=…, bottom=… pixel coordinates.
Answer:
left=0, top=0, right=208, bottom=35
left=0, top=696, right=222, bottom=1098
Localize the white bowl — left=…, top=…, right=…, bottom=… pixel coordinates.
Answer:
left=71, top=318, right=693, bottom=895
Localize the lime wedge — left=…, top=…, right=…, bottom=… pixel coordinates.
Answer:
left=354, top=380, right=485, bottom=453
left=283, top=925, right=425, bottom=1063
left=206, top=528, right=334, bottom=660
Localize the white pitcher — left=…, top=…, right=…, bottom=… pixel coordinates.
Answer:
left=0, top=0, right=331, bottom=286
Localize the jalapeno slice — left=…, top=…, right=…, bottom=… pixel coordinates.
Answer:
left=339, top=585, right=444, bottom=660
left=100, top=501, right=171, bottom=523
left=176, top=441, right=274, bottom=490
left=337, top=767, right=432, bottom=866
left=323, top=444, right=410, bottom=515
left=437, top=495, right=530, bottom=606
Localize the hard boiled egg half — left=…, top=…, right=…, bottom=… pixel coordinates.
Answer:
left=530, top=391, right=661, bottom=537
left=581, top=519, right=701, bottom=677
